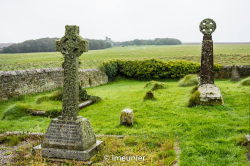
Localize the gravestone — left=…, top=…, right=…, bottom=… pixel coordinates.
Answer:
left=120, top=108, right=134, bottom=126
left=231, top=65, right=241, bottom=81
left=41, top=25, right=102, bottom=161
left=197, top=18, right=223, bottom=105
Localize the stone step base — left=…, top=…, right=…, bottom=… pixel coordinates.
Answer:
left=35, top=140, right=102, bottom=161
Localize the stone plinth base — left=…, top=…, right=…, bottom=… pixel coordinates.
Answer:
left=41, top=116, right=102, bottom=161
left=41, top=140, right=102, bottom=161
left=198, top=84, right=223, bottom=105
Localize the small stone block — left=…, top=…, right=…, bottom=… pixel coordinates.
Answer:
left=120, top=108, right=134, bottom=126
left=231, top=65, right=241, bottom=81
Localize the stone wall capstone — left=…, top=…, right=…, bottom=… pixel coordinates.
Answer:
left=0, top=68, right=108, bottom=101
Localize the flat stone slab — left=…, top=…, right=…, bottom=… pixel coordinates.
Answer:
left=198, top=84, right=223, bottom=105
left=41, top=140, right=102, bottom=161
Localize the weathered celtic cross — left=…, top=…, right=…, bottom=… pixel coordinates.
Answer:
left=199, top=18, right=216, bottom=85
left=56, top=25, right=88, bottom=120
left=41, top=25, right=102, bottom=161
left=195, top=19, right=223, bottom=105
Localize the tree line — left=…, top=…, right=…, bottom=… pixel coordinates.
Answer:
left=0, top=37, right=182, bottom=53
left=115, top=38, right=182, bottom=46
left=0, top=38, right=112, bottom=53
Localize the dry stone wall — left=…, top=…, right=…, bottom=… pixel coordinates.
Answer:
left=0, top=65, right=249, bottom=101
left=0, top=68, right=108, bottom=101
left=215, top=65, right=250, bottom=79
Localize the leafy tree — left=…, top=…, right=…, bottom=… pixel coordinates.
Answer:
left=1, top=38, right=112, bottom=53
left=114, top=38, right=181, bottom=46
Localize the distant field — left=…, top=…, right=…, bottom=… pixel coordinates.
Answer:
left=0, top=44, right=250, bottom=71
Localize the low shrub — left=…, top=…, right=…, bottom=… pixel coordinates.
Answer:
left=240, top=76, right=250, bottom=86
left=145, top=81, right=166, bottom=91
left=102, top=59, right=223, bottom=80
left=119, top=59, right=200, bottom=80
left=178, top=74, right=199, bottom=87
left=102, top=60, right=118, bottom=81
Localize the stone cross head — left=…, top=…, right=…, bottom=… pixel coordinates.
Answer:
left=199, top=18, right=216, bottom=35
left=56, top=25, right=88, bottom=57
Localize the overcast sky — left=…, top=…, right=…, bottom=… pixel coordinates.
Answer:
left=0, top=0, right=249, bottom=43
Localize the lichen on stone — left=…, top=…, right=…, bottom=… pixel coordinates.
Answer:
left=56, top=25, right=88, bottom=120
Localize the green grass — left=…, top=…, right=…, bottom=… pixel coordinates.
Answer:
left=0, top=78, right=249, bottom=165
left=0, top=44, right=250, bottom=71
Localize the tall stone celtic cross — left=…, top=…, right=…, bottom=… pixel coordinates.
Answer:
left=199, top=18, right=216, bottom=85
left=56, top=25, right=88, bottom=120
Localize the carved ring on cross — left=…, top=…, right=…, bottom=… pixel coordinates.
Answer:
left=56, top=25, right=88, bottom=57
left=199, top=18, right=216, bottom=35
left=58, top=36, right=87, bottom=56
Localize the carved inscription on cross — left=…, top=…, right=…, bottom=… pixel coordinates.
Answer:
left=199, top=18, right=216, bottom=85
left=56, top=25, right=88, bottom=120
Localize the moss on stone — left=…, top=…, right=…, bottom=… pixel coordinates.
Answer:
left=188, top=90, right=200, bottom=107
left=190, top=85, right=199, bottom=94
left=201, top=99, right=223, bottom=106
left=44, top=109, right=61, bottom=118
left=144, top=91, right=155, bottom=100
left=240, top=76, right=250, bottom=86
left=178, top=74, right=199, bottom=87
left=144, top=81, right=166, bottom=91
left=56, top=25, right=89, bottom=120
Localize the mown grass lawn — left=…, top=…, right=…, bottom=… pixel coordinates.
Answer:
left=0, top=78, right=249, bottom=165
left=0, top=44, right=250, bottom=71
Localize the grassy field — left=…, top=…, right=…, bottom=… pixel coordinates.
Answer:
left=0, top=78, right=249, bottom=165
left=0, top=44, right=250, bottom=71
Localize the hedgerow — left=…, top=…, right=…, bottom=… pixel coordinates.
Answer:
left=102, top=59, right=222, bottom=80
